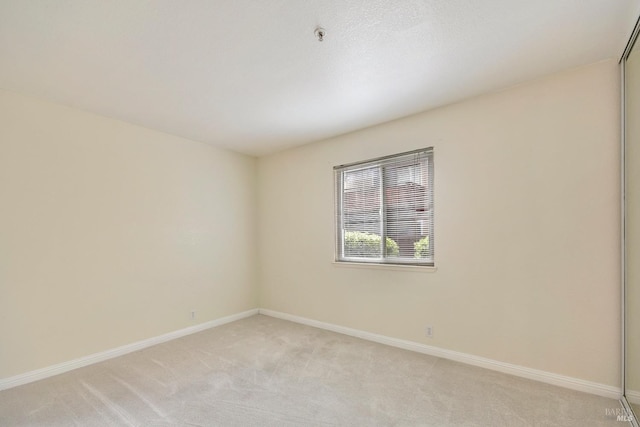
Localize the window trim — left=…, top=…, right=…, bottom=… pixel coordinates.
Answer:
left=334, top=147, right=435, bottom=267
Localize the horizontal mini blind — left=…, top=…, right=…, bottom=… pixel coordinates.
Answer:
left=334, top=148, right=434, bottom=266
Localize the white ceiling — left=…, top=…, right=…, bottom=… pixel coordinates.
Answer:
left=0, top=1, right=638, bottom=156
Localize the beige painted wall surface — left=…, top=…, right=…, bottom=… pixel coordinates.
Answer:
left=258, top=60, right=621, bottom=386
left=0, top=89, right=257, bottom=378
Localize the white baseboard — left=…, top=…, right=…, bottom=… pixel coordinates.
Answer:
left=627, top=389, right=640, bottom=405
left=0, top=308, right=259, bottom=391
left=258, top=308, right=622, bottom=400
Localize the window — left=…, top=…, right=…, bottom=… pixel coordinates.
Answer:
left=334, top=148, right=434, bottom=266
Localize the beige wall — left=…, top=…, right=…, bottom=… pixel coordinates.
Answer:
left=0, top=89, right=258, bottom=378
left=258, top=60, right=621, bottom=386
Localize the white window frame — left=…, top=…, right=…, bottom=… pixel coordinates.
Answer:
left=334, top=148, right=434, bottom=267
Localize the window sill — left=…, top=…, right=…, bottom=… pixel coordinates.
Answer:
left=332, top=261, right=437, bottom=273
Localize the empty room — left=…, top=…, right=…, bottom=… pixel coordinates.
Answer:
left=2, top=1, right=640, bottom=426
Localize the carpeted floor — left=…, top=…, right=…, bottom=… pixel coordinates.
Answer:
left=0, top=315, right=627, bottom=426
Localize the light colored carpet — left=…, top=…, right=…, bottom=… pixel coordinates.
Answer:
left=0, top=315, right=627, bottom=426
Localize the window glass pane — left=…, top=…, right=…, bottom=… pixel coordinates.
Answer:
left=342, top=167, right=382, bottom=258
left=384, top=160, right=430, bottom=260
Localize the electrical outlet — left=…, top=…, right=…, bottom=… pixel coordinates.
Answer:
left=191, top=310, right=196, bottom=319
left=425, top=325, right=433, bottom=338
